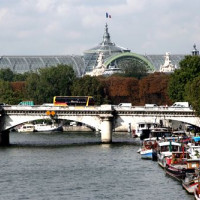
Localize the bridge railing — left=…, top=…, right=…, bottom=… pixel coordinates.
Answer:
left=2, top=105, right=194, bottom=112
left=114, top=105, right=193, bottom=112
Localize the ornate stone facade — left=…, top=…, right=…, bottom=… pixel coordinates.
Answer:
left=159, top=52, right=176, bottom=73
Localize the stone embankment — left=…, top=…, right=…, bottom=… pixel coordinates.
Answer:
left=63, top=125, right=93, bottom=132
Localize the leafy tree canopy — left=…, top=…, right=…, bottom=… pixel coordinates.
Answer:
left=185, top=77, right=200, bottom=115
left=117, top=58, right=148, bottom=79
left=0, top=80, right=15, bottom=104
left=71, top=75, right=105, bottom=105
left=25, top=64, right=76, bottom=104
left=168, top=55, right=200, bottom=102
left=0, top=68, right=14, bottom=81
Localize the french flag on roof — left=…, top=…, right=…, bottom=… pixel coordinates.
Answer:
left=106, top=12, right=111, bottom=18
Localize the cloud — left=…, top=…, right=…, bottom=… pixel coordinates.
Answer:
left=0, top=0, right=199, bottom=55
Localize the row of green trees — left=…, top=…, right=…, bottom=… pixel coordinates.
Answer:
left=0, top=65, right=108, bottom=105
left=1, top=55, right=200, bottom=116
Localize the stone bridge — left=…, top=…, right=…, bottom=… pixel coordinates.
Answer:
left=0, top=104, right=199, bottom=145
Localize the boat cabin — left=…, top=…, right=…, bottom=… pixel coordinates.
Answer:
left=17, top=123, right=35, bottom=133
left=157, top=141, right=181, bottom=153
left=142, top=138, right=157, bottom=149
left=172, top=130, right=187, bottom=137
left=136, top=122, right=159, bottom=137
left=150, top=128, right=172, bottom=138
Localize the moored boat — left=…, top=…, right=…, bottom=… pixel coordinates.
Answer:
left=34, top=123, right=63, bottom=132
left=135, top=122, right=159, bottom=138
left=140, top=138, right=157, bottom=159
left=165, top=163, right=187, bottom=181
left=157, top=141, right=181, bottom=168
left=165, top=152, right=193, bottom=182
left=17, top=123, right=35, bottom=133
left=182, top=172, right=199, bottom=194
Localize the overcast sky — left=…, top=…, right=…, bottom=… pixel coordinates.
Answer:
left=0, top=0, right=199, bottom=56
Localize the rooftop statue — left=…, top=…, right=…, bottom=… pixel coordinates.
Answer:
left=85, top=52, right=106, bottom=76
left=159, top=52, right=175, bottom=73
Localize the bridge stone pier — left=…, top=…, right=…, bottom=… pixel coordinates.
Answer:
left=100, top=114, right=113, bottom=143
left=0, top=104, right=200, bottom=146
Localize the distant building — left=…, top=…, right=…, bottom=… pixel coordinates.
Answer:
left=0, top=55, right=85, bottom=77
left=192, top=44, right=199, bottom=56
left=84, top=24, right=185, bottom=76
left=0, top=24, right=194, bottom=77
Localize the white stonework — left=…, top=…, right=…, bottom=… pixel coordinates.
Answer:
left=160, top=52, right=176, bottom=73
left=85, top=52, right=106, bottom=76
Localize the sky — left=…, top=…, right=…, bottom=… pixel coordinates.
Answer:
left=0, top=0, right=200, bottom=56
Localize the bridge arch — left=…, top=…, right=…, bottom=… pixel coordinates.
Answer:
left=104, top=52, right=155, bottom=72
left=3, top=115, right=101, bottom=132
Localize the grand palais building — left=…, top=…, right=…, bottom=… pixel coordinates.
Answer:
left=0, top=24, right=197, bottom=77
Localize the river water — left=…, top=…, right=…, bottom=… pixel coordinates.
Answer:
left=0, top=131, right=193, bottom=200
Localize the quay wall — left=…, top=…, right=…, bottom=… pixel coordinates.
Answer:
left=63, top=126, right=93, bottom=132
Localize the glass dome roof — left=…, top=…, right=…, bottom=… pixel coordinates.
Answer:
left=0, top=23, right=189, bottom=76
left=83, top=23, right=130, bottom=72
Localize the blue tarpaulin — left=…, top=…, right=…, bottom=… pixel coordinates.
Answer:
left=192, top=137, right=200, bottom=142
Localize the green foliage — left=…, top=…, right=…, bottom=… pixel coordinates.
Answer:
left=13, top=72, right=30, bottom=81
left=25, top=72, right=41, bottom=103
left=168, top=55, right=200, bottom=102
left=185, top=77, right=200, bottom=115
left=25, top=64, right=76, bottom=104
left=0, top=68, right=14, bottom=81
left=117, top=58, right=148, bottom=79
left=71, top=75, right=105, bottom=105
left=0, top=68, right=30, bottom=82
left=0, top=80, right=15, bottom=104
left=168, top=70, right=188, bottom=101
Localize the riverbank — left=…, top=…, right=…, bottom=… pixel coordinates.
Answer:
left=63, top=125, right=93, bottom=132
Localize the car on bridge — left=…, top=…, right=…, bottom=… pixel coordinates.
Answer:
left=171, top=102, right=190, bottom=108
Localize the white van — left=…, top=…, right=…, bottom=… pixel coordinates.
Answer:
left=118, top=103, right=132, bottom=107
left=145, top=104, right=158, bottom=108
left=171, top=102, right=189, bottom=108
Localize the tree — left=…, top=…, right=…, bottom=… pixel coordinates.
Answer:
left=71, top=75, right=105, bottom=105
left=139, top=72, right=172, bottom=105
left=185, top=77, right=200, bottom=115
left=13, top=72, right=31, bottom=81
left=25, top=64, right=76, bottom=104
left=10, top=81, right=27, bottom=104
left=0, top=80, right=15, bottom=104
left=101, top=76, right=139, bottom=105
left=0, top=68, right=14, bottom=81
left=168, top=55, right=200, bottom=102
left=25, top=72, right=41, bottom=103
left=117, top=58, right=148, bottom=79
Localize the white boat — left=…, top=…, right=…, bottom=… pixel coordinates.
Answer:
left=140, top=138, right=157, bottom=159
left=34, top=123, right=63, bottom=132
left=135, top=122, right=159, bottom=137
left=17, top=123, right=35, bottom=133
left=157, top=141, right=181, bottom=168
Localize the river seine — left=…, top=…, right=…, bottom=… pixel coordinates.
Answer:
left=0, top=131, right=193, bottom=200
